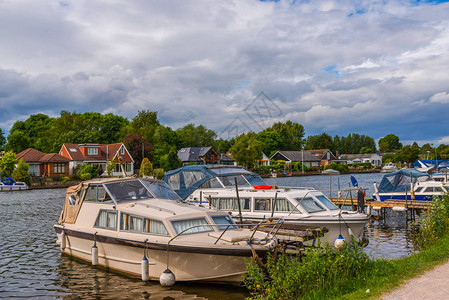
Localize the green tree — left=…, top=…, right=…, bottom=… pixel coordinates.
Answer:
left=359, top=147, right=373, bottom=154
left=379, top=134, right=402, bottom=152
left=394, top=144, right=420, bottom=164
left=0, top=151, right=17, bottom=177
left=305, top=133, right=335, bottom=153
left=5, top=130, right=30, bottom=153
left=216, top=138, right=235, bottom=154
left=0, top=128, right=6, bottom=150
left=123, top=133, right=152, bottom=168
left=12, top=159, right=30, bottom=185
left=256, top=131, right=283, bottom=157
left=229, top=132, right=263, bottom=169
left=76, top=163, right=99, bottom=180
left=159, top=146, right=182, bottom=171
left=262, top=121, right=304, bottom=150
left=122, top=110, right=160, bottom=143
left=140, top=158, right=153, bottom=176
left=176, top=124, right=217, bottom=148
left=106, top=161, right=116, bottom=176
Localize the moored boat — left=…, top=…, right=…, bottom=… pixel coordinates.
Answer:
left=163, top=165, right=369, bottom=245
left=381, top=162, right=398, bottom=173
left=0, top=177, right=28, bottom=191
left=55, top=177, right=277, bottom=284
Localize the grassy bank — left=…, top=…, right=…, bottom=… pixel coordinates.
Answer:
left=244, top=194, right=449, bottom=299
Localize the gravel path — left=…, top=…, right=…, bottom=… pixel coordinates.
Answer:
left=382, top=260, right=449, bottom=299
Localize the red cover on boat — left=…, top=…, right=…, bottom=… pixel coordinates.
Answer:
left=253, top=185, right=273, bottom=190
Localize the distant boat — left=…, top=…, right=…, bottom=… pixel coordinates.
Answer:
left=0, top=177, right=28, bottom=191
left=381, top=162, right=398, bottom=173
left=321, top=169, right=340, bottom=175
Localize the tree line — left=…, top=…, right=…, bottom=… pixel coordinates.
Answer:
left=0, top=110, right=447, bottom=171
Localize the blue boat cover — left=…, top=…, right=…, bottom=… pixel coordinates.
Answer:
left=1, top=177, right=16, bottom=185
left=163, top=165, right=265, bottom=199
left=413, top=160, right=449, bottom=171
left=378, top=169, right=431, bottom=193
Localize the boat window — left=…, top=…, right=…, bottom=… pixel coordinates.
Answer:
left=171, top=218, right=212, bottom=235
left=218, top=175, right=251, bottom=188
left=85, top=185, right=112, bottom=202
left=315, top=195, right=339, bottom=210
left=141, top=180, right=181, bottom=200
left=274, top=198, right=299, bottom=212
left=415, top=187, right=423, bottom=193
left=94, top=210, right=117, bottom=230
left=121, top=213, right=143, bottom=232
left=199, top=178, right=223, bottom=189
left=183, top=171, right=206, bottom=188
left=144, top=218, right=169, bottom=236
left=243, top=174, right=266, bottom=186
left=295, top=197, right=325, bottom=213
left=254, top=198, right=271, bottom=211
left=211, top=215, right=237, bottom=230
left=166, top=173, right=180, bottom=190
left=210, top=168, right=252, bottom=176
left=211, top=197, right=251, bottom=211
left=104, top=180, right=154, bottom=202
left=424, top=187, right=444, bottom=193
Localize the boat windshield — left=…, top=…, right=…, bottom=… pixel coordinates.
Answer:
left=141, top=180, right=181, bottom=200
left=218, top=175, right=251, bottom=188
left=315, top=195, right=339, bottom=210
left=211, top=215, right=237, bottom=230
left=295, top=197, right=326, bottom=213
left=104, top=180, right=154, bottom=202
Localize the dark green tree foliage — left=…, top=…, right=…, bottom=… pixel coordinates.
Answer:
left=256, top=131, right=283, bottom=157
left=394, top=144, right=420, bottom=163
left=122, top=133, right=152, bottom=168
left=12, top=159, right=30, bottom=185
left=152, top=125, right=182, bottom=168
left=379, top=134, right=402, bottom=152
left=5, top=130, right=30, bottom=153
left=262, top=121, right=305, bottom=150
left=305, top=133, right=335, bottom=153
left=215, top=138, right=235, bottom=154
left=0, top=129, right=7, bottom=150
left=229, top=132, right=263, bottom=169
left=122, top=110, right=159, bottom=143
left=333, top=134, right=377, bottom=154
left=159, top=146, right=182, bottom=171
left=176, top=123, right=217, bottom=148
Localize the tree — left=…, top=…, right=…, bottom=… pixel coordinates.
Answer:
left=305, top=133, right=335, bottom=153
left=0, top=151, right=17, bottom=177
left=359, top=147, right=373, bottom=154
left=5, top=130, right=30, bottom=153
left=379, top=134, right=402, bottom=152
left=0, top=128, right=6, bottom=150
left=256, top=131, right=283, bottom=157
left=106, top=161, right=116, bottom=176
left=159, top=146, right=182, bottom=171
left=394, top=145, right=420, bottom=164
left=12, top=159, right=30, bottom=185
left=77, top=163, right=99, bottom=180
left=176, top=124, right=217, bottom=148
left=123, top=133, right=152, bottom=168
left=140, top=158, right=153, bottom=176
left=122, top=110, right=160, bottom=143
left=262, top=121, right=304, bottom=150
left=216, top=138, right=235, bottom=154
left=229, top=132, right=263, bottom=169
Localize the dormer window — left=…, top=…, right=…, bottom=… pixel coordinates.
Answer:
left=88, top=148, right=98, bottom=155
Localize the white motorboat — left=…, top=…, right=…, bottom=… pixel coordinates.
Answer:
left=0, top=177, right=28, bottom=191
left=381, top=162, right=398, bottom=173
left=373, top=169, right=448, bottom=201
left=163, top=165, right=369, bottom=245
left=55, top=177, right=277, bottom=284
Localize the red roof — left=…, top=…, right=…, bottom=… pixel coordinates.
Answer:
left=61, top=143, right=133, bottom=162
left=17, top=148, right=69, bottom=163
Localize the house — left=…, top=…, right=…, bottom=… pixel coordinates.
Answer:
left=308, top=149, right=340, bottom=166
left=16, top=148, right=70, bottom=178
left=259, top=152, right=271, bottom=166
left=59, top=143, right=134, bottom=176
left=177, top=147, right=236, bottom=166
left=270, top=150, right=321, bottom=169
left=338, top=153, right=382, bottom=166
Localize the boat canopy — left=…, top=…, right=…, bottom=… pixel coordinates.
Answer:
left=1, top=177, right=16, bottom=185
left=163, top=165, right=265, bottom=199
left=378, top=168, right=431, bottom=193
left=413, top=160, right=449, bottom=171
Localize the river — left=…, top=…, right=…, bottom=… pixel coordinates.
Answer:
left=0, top=173, right=414, bottom=299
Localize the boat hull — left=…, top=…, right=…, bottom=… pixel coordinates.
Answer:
left=54, top=225, right=266, bottom=283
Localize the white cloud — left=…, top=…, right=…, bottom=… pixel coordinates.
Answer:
left=1, top=0, right=449, bottom=143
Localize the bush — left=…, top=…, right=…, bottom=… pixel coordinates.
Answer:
left=140, top=158, right=153, bottom=177
left=294, top=161, right=308, bottom=172
left=77, top=163, right=99, bottom=181
left=244, top=240, right=370, bottom=299
left=153, top=168, right=165, bottom=179
left=411, top=193, right=449, bottom=250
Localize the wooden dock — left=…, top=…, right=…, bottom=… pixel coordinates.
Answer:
left=331, top=197, right=432, bottom=209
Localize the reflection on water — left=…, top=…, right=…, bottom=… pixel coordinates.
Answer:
left=0, top=174, right=416, bottom=298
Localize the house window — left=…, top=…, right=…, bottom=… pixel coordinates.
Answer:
left=88, top=148, right=98, bottom=155
left=121, top=147, right=125, bottom=155
left=29, top=164, right=40, bottom=176
left=54, top=163, right=66, bottom=174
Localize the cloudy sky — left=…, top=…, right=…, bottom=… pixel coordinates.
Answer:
left=1, top=0, right=449, bottom=146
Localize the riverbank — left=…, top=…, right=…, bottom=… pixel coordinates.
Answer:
left=259, top=169, right=380, bottom=178
left=30, top=181, right=81, bottom=189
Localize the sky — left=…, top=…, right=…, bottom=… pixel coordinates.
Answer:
left=1, top=0, right=449, bottom=146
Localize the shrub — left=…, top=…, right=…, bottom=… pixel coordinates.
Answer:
left=140, top=158, right=153, bottom=177
left=77, top=163, right=99, bottom=180
left=153, top=168, right=165, bottom=179
left=12, top=158, right=30, bottom=185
